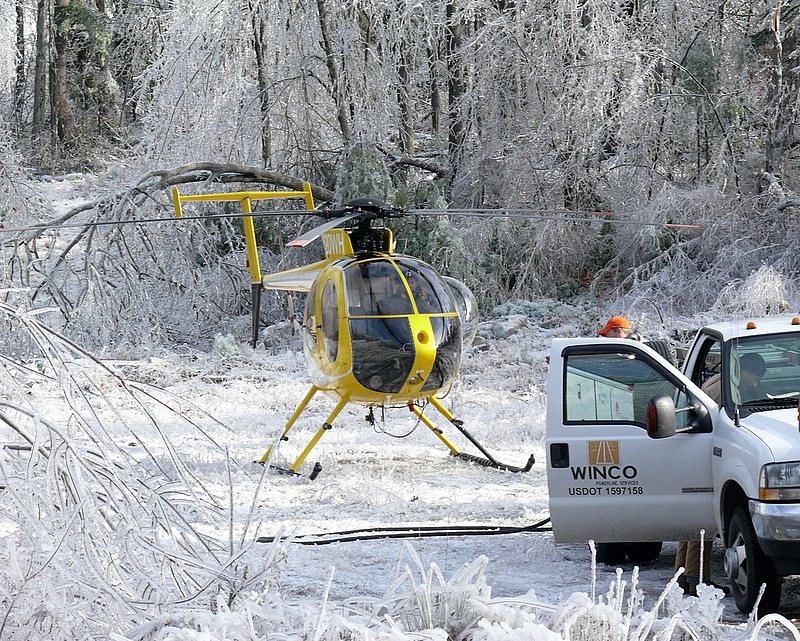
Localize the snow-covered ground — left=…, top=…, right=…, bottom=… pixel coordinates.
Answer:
left=6, top=305, right=800, bottom=640
left=3, top=174, right=800, bottom=640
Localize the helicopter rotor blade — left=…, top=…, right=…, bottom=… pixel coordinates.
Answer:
left=406, top=210, right=705, bottom=230
left=0, top=206, right=704, bottom=235
left=286, top=213, right=361, bottom=247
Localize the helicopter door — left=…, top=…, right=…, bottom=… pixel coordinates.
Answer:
left=304, top=280, right=318, bottom=355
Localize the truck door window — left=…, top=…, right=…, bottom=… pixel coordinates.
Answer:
left=699, top=341, right=722, bottom=388
left=564, top=351, right=686, bottom=428
left=686, top=337, right=723, bottom=406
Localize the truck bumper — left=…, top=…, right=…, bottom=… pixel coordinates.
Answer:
left=750, top=501, right=800, bottom=573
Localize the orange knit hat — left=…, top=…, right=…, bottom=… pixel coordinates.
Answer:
left=598, top=316, right=631, bottom=336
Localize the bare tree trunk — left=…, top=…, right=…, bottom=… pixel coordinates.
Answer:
left=15, top=0, right=25, bottom=133
left=52, top=0, right=78, bottom=148
left=428, top=43, right=442, bottom=137
left=446, top=0, right=465, bottom=180
left=32, top=0, right=50, bottom=145
left=316, top=0, right=352, bottom=142
left=764, top=3, right=783, bottom=173
left=250, top=1, right=272, bottom=168
left=764, top=2, right=798, bottom=176
left=397, top=48, right=414, bottom=154
left=90, top=0, right=121, bottom=139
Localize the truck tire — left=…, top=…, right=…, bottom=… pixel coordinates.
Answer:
left=627, top=541, right=663, bottom=564
left=726, top=506, right=782, bottom=615
left=595, top=542, right=629, bottom=565
left=646, top=339, right=677, bottom=365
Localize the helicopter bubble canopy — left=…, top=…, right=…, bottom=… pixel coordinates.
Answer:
left=303, top=256, right=463, bottom=402
left=442, top=276, right=479, bottom=350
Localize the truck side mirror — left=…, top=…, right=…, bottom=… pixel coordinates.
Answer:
left=647, top=393, right=677, bottom=439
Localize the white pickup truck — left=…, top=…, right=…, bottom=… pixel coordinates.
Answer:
left=545, top=316, right=800, bottom=615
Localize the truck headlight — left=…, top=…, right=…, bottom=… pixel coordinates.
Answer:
left=760, top=462, right=800, bottom=500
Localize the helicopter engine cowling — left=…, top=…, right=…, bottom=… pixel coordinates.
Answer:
left=302, top=256, right=463, bottom=404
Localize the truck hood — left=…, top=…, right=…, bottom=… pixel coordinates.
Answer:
left=742, top=409, right=800, bottom=462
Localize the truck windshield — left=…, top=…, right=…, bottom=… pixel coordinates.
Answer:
left=729, top=335, right=800, bottom=409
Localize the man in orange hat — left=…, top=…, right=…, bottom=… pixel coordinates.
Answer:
left=592, top=315, right=635, bottom=566
left=598, top=316, right=632, bottom=338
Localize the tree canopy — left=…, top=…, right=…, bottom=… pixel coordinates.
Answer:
left=1, top=0, right=800, bottom=343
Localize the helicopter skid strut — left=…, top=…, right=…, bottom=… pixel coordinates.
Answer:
left=258, top=386, right=534, bottom=479
left=410, top=396, right=535, bottom=473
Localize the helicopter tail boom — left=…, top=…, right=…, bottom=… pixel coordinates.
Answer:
left=261, top=259, right=329, bottom=292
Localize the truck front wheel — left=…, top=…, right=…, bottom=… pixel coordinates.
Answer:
left=595, top=542, right=628, bottom=565
left=725, top=506, right=782, bottom=615
left=627, top=542, right=663, bottom=563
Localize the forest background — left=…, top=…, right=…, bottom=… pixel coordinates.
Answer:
left=3, top=1, right=800, bottom=639
left=2, top=0, right=800, bottom=348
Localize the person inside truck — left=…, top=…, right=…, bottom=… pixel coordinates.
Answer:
left=735, top=352, right=767, bottom=403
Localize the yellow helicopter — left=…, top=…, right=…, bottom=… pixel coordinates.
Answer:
left=171, top=184, right=535, bottom=478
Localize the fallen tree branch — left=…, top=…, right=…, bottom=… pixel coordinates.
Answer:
left=137, top=162, right=336, bottom=203
left=28, top=163, right=335, bottom=235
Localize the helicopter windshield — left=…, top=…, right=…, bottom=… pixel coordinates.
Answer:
left=345, top=260, right=412, bottom=316
left=343, top=259, right=461, bottom=395
left=344, top=259, right=456, bottom=316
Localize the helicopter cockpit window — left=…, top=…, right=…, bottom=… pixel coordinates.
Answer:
left=344, top=260, right=412, bottom=316
left=395, top=260, right=456, bottom=315
left=321, top=279, right=339, bottom=362
left=403, top=269, right=440, bottom=314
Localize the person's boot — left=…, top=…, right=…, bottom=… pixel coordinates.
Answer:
left=678, top=576, right=698, bottom=596
left=702, top=577, right=730, bottom=595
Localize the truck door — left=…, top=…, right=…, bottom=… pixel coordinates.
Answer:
left=546, top=338, right=718, bottom=543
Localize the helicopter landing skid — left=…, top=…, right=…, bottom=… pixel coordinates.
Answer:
left=261, top=461, right=324, bottom=480
left=410, top=396, right=535, bottom=473
left=454, top=451, right=536, bottom=473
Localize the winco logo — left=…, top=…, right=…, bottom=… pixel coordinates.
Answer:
left=570, top=440, right=638, bottom=480
left=589, top=440, right=619, bottom=465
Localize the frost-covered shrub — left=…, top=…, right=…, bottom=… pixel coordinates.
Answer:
left=0, top=303, right=287, bottom=639
left=711, top=265, right=794, bottom=317
left=594, top=184, right=800, bottom=318
left=335, top=142, right=394, bottom=205
left=491, top=298, right=592, bottom=330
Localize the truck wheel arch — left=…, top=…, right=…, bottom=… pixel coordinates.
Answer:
left=721, top=480, right=749, bottom=537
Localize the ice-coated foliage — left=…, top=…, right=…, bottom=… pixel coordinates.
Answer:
left=0, top=302, right=291, bottom=639
left=5, top=1, right=800, bottom=634
left=335, top=142, right=394, bottom=205
left=4, top=0, right=800, bottom=322
left=598, top=185, right=800, bottom=321
left=2, top=254, right=800, bottom=639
